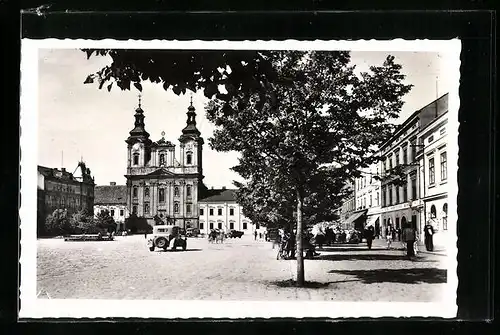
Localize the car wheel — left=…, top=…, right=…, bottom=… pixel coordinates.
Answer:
left=155, top=237, right=167, bottom=249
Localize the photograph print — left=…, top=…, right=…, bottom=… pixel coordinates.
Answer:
left=20, top=39, right=460, bottom=318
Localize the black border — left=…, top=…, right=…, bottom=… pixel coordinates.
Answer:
left=3, top=2, right=496, bottom=332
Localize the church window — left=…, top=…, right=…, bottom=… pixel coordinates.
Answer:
left=186, top=203, right=192, bottom=214
left=174, top=202, right=179, bottom=213
left=186, top=185, right=192, bottom=197
left=133, top=186, right=138, bottom=198
left=144, top=187, right=150, bottom=197
left=144, top=203, right=150, bottom=214
left=159, top=189, right=165, bottom=202
left=133, top=153, right=139, bottom=165
left=186, top=152, right=193, bottom=165
left=174, top=186, right=180, bottom=197
left=132, top=205, right=137, bottom=214
left=159, top=153, right=165, bottom=166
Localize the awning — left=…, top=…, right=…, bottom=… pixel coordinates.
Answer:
left=365, top=215, right=380, bottom=227
left=344, top=210, right=367, bottom=225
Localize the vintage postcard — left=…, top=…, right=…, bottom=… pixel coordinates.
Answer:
left=19, top=39, right=460, bottom=318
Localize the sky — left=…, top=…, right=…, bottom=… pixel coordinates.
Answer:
left=37, top=48, right=453, bottom=188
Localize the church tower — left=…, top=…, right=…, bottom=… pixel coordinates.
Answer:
left=178, top=96, right=204, bottom=182
left=125, top=95, right=152, bottom=170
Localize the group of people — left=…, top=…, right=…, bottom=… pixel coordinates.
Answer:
left=381, top=221, right=436, bottom=257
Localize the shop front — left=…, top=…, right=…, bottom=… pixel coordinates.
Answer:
left=423, top=194, right=449, bottom=251
left=380, top=201, right=423, bottom=238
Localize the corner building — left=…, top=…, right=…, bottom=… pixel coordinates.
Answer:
left=125, top=101, right=204, bottom=229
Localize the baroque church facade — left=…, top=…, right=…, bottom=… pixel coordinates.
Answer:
left=125, top=98, right=204, bottom=229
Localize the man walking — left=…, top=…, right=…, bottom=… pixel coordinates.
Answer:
left=424, top=221, right=435, bottom=251
left=365, top=225, right=375, bottom=250
left=254, top=230, right=258, bottom=241
left=402, top=223, right=416, bottom=258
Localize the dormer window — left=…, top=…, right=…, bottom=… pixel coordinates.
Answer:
left=186, top=152, right=193, bottom=165
left=133, top=153, right=139, bottom=165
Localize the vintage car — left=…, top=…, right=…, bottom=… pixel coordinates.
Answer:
left=226, top=229, right=244, bottom=238
left=186, top=228, right=200, bottom=237
left=147, top=225, right=187, bottom=252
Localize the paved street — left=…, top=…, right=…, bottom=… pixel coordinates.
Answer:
left=37, top=235, right=447, bottom=301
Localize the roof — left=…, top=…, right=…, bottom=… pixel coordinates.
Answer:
left=95, top=185, right=127, bottom=205
left=199, top=189, right=238, bottom=203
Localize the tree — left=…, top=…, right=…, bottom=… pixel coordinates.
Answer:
left=69, top=209, right=97, bottom=234
left=205, top=51, right=412, bottom=286
left=95, top=210, right=117, bottom=233
left=45, top=209, right=71, bottom=236
left=83, top=49, right=277, bottom=100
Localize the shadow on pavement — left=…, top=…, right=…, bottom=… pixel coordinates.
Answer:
left=318, top=247, right=385, bottom=252
left=317, top=254, right=438, bottom=262
left=267, top=279, right=332, bottom=289
left=156, top=249, right=203, bottom=252
left=328, top=268, right=447, bottom=284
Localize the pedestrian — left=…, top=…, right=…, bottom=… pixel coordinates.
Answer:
left=254, top=230, right=257, bottom=241
left=402, top=223, right=416, bottom=258
left=386, top=224, right=393, bottom=249
left=365, top=225, right=375, bottom=250
left=424, top=221, right=435, bottom=251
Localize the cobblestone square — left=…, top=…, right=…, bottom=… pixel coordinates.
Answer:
left=37, top=235, right=447, bottom=302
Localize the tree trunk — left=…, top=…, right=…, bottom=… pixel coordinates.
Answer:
left=296, top=188, right=305, bottom=286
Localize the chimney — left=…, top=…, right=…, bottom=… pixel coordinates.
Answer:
left=110, top=182, right=116, bottom=186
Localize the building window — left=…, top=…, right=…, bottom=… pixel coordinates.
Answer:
left=430, top=205, right=437, bottom=218
left=243, top=222, right=248, bottom=230
left=389, top=185, right=393, bottom=205
left=174, top=186, right=180, bottom=197
left=229, top=221, right=234, bottom=229
left=381, top=186, right=386, bottom=207
left=442, top=203, right=448, bottom=230
left=403, top=183, right=408, bottom=202
left=395, top=186, right=400, bottom=204
left=186, top=185, right=192, bottom=197
left=440, top=127, right=446, bottom=135
left=209, top=208, right=214, bottom=216
left=209, top=222, right=214, bottom=229
left=200, top=208, right=204, bottom=215
left=144, top=203, right=150, bottom=214
left=230, top=208, right=234, bottom=216
left=403, top=148, right=408, bottom=165
left=395, top=150, right=400, bottom=167
left=388, top=155, right=393, bottom=170
left=133, top=153, right=139, bottom=165
left=376, top=192, right=379, bottom=206
left=120, top=209, right=124, bottom=216
left=110, top=209, right=115, bottom=216
left=369, top=194, right=372, bottom=207
left=218, top=208, right=222, bottom=216
left=186, top=152, right=193, bottom=165
left=144, top=187, right=150, bottom=197
left=428, top=135, right=434, bottom=143
left=440, top=151, right=447, bottom=181
left=429, top=157, right=435, bottom=185
left=186, top=204, right=192, bottom=214
left=132, top=205, right=137, bottom=214
left=411, top=177, right=417, bottom=200
left=159, top=188, right=165, bottom=202
left=159, top=153, right=165, bottom=166
left=410, top=140, right=416, bottom=162
left=217, top=222, right=222, bottom=229
left=174, top=202, right=179, bottom=213
left=200, top=221, right=204, bottom=229
left=133, top=186, right=138, bottom=198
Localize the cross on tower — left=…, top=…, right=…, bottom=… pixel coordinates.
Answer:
left=138, top=94, right=142, bottom=108
left=190, top=94, right=193, bottom=106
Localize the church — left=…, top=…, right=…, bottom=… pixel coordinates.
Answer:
left=125, top=97, right=205, bottom=229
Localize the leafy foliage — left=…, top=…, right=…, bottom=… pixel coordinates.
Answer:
left=83, top=49, right=278, bottom=100
left=45, top=209, right=71, bottom=236
left=70, top=209, right=98, bottom=234
left=125, top=214, right=152, bottom=234
left=205, top=50, right=412, bottom=285
left=95, top=210, right=118, bottom=233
